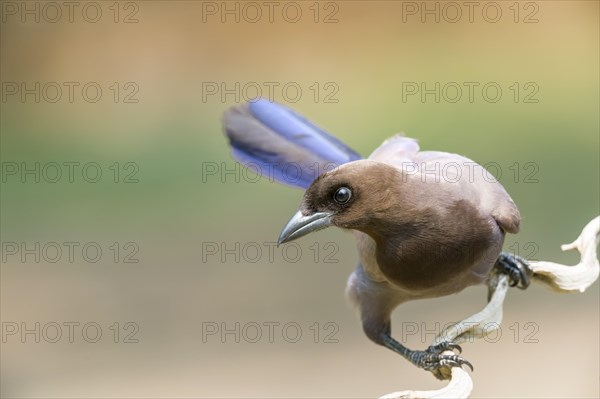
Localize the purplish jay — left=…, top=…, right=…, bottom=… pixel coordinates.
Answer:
left=222, top=99, right=529, bottom=371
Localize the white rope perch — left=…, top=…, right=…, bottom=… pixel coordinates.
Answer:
left=380, top=216, right=600, bottom=399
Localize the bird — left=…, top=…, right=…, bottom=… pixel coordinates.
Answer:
left=222, top=99, right=530, bottom=372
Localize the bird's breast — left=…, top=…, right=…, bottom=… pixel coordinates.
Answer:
left=368, top=200, right=504, bottom=295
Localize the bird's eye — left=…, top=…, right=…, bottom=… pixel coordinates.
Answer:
left=333, top=187, right=352, bottom=204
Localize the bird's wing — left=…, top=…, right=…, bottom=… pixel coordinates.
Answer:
left=222, top=100, right=361, bottom=188
left=367, top=134, right=420, bottom=168
left=414, top=151, right=521, bottom=234
left=369, top=136, right=520, bottom=234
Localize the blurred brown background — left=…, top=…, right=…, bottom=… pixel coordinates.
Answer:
left=1, top=1, right=598, bottom=398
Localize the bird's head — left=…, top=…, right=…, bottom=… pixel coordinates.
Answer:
left=278, top=160, right=401, bottom=245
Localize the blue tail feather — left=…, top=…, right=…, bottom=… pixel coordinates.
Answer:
left=223, top=99, right=361, bottom=189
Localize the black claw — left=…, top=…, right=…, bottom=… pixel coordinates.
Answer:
left=496, top=252, right=532, bottom=289
left=427, top=341, right=462, bottom=354
left=461, top=359, right=474, bottom=372
left=414, top=343, right=473, bottom=373
left=448, top=343, right=462, bottom=354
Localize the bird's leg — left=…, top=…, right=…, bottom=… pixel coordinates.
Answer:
left=380, top=330, right=473, bottom=373
left=495, top=252, right=532, bottom=289
left=353, top=267, right=473, bottom=375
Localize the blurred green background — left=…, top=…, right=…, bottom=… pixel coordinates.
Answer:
left=1, top=1, right=598, bottom=397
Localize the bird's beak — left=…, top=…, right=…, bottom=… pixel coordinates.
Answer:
left=277, top=211, right=333, bottom=245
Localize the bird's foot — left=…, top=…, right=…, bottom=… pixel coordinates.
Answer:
left=496, top=252, right=532, bottom=289
left=409, top=342, right=473, bottom=372
left=427, top=341, right=462, bottom=354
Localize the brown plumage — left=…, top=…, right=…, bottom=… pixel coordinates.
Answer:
left=279, top=138, right=521, bottom=370
left=222, top=100, right=527, bottom=372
